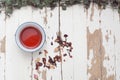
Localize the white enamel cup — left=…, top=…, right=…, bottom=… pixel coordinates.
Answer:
left=15, top=22, right=46, bottom=52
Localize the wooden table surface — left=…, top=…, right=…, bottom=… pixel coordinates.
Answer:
left=0, top=4, right=120, bottom=80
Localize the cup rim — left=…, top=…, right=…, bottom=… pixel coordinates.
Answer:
left=15, top=22, right=46, bottom=52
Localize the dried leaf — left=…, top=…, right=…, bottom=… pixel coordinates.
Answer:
left=44, top=49, right=48, bottom=54
left=54, top=46, right=59, bottom=53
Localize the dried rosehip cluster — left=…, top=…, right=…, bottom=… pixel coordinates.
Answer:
left=35, top=55, right=62, bottom=70
left=55, top=34, right=73, bottom=58
left=35, top=34, right=73, bottom=71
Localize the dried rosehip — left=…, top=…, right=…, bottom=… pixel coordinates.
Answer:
left=54, top=55, right=61, bottom=62
left=68, top=42, right=72, bottom=46
left=64, top=34, right=68, bottom=37
left=63, top=54, right=67, bottom=57
left=70, top=55, right=73, bottom=58
left=42, top=58, right=46, bottom=67
left=48, top=56, right=56, bottom=66
left=35, top=62, right=42, bottom=70
left=39, top=52, right=42, bottom=55
left=51, top=42, right=53, bottom=45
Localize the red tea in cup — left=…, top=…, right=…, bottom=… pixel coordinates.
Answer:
left=15, top=22, right=46, bottom=52
left=20, top=26, right=42, bottom=49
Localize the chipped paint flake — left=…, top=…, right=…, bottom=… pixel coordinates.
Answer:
left=0, top=36, right=6, bottom=53
left=44, top=17, right=48, bottom=25
left=44, top=8, right=48, bottom=25
left=105, top=30, right=113, bottom=42
left=90, top=3, right=94, bottom=21
left=105, top=30, right=112, bottom=42
left=87, top=27, right=115, bottom=80
left=99, top=7, right=102, bottom=17
left=105, top=34, right=109, bottom=42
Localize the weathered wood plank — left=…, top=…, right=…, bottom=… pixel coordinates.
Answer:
left=87, top=4, right=120, bottom=80
left=0, top=12, right=6, bottom=80
left=99, top=7, right=120, bottom=80
left=60, top=5, right=88, bottom=80
left=109, top=9, right=120, bottom=80
left=86, top=4, right=105, bottom=80
left=32, top=7, right=61, bottom=80
left=5, top=6, right=33, bottom=80
left=59, top=7, right=74, bottom=80
left=0, top=54, right=5, bottom=80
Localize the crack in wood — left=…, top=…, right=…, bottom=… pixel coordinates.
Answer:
left=58, top=0, right=63, bottom=80
left=31, top=53, right=33, bottom=80
left=113, top=35, right=116, bottom=45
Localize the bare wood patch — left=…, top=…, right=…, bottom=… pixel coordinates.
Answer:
left=87, top=27, right=115, bottom=80
left=0, top=36, right=6, bottom=53
left=42, top=70, right=46, bottom=80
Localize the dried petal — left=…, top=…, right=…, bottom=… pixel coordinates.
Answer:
left=34, top=74, right=38, bottom=79
left=35, top=58, right=40, bottom=63
left=54, top=46, right=59, bottom=53
left=44, top=50, right=48, bottom=54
